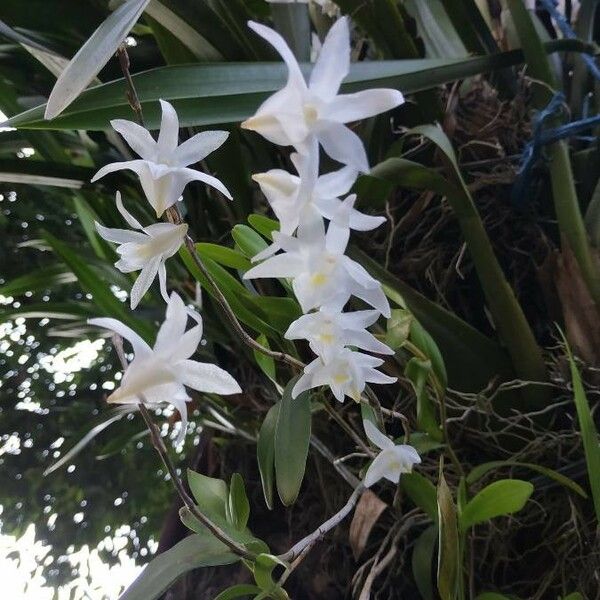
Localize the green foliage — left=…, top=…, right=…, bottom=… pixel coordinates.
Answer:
left=459, top=480, right=534, bottom=530
left=274, top=378, right=311, bottom=506
left=119, top=533, right=239, bottom=600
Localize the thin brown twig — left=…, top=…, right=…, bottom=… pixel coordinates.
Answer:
left=116, top=45, right=144, bottom=127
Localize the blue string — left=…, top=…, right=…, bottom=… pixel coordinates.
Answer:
left=538, top=0, right=600, bottom=81
left=511, top=1, right=600, bottom=207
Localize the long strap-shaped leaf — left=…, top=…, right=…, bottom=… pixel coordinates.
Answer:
left=45, top=0, right=151, bottom=120
left=6, top=40, right=588, bottom=131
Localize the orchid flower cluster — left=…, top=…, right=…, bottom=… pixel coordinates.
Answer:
left=242, top=17, right=420, bottom=482
left=242, top=17, right=401, bottom=404
left=87, top=15, right=420, bottom=485
left=89, top=100, right=241, bottom=443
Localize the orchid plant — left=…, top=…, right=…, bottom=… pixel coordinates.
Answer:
left=55, top=7, right=419, bottom=597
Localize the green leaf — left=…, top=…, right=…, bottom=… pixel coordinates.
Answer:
left=402, top=472, right=438, bottom=521
left=213, top=584, right=262, bottom=600
left=232, top=224, right=268, bottom=259
left=386, top=308, right=413, bottom=349
left=460, top=480, right=533, bottom=531
left=475, top=594, right=514, bottom=600
left=196, top=242, right=251, bottom=271
left=119, top=533, right=238, bottom=600
left=187, top=469, right=228, bottom=521
left=227, top=473, right=250, bottom=531
left=253, top=553, right=288, bottom=592
left=412, top=524, right=437, bottom=600
left=253, top=334, right=276, bottom=382
left=274, top=378, right=311, bottom=506
left=8, top=45, right=581, bottom=130
left=405, top=358, right=440, bottom=441
left=410, top=318, right=448, bottom=390
left=45, top=0, right=151, bottom=120
left=437, top=471, right=460, bottom=600
left=560, top=593, right=584, bottom=600
left=466, top=461, right=587, bottom=499
left=564, top=336, right=600, bottom=522
left=257, top=403, right=280, bottom=510
left=349, top=247, right=515, bottom=394
left=248, top=214, right=279, bottom=239
left=144, top=0, right=223, bottom=60
left=180, top=247, right=277, bottom=337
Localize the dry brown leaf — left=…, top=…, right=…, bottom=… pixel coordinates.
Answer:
left=555, top=241, right=600, bottom=368
left=349, top=490, right=388, bottom=560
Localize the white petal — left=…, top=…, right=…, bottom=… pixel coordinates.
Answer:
left=338, top=309, right=380, bottom=329
left=88, top=317, right=151, bottom=357
left=395, top=445, right=421, bottom=469
left=364, top=369, right=396, bottom=385
left=111, top=119, right=156, bottom=160
left=349, top=211, right=386, bottom=232
left=247, top=21, right=306, bottom=90
left=363, top=451, right=394, bottom=487
left=291, top=369, right=316, bottom=398
left=157, top=261, right=170, bottom=304
left=130, top=256, right=161, bottom=309
left=325, top=221, right=350, bottom=256
left=317, top=121, right=369, bottom=173
left=157, top=99, right=180, bottom=157
left=342, top=256, right=379, bottom=288
left=324, top=89, right=404, bottom=124
left=174, top=130, right=229, bottom=167
left=115, top=191, right=143, bottom=230
left=178, top=359, right=241, bottom=394
left=309, top=16, right=350, bottom=100
left=284, top=313, right=312, bottom=340
left=155, top=291, right=188, bottom=351
left=178, top=167, right=232, bottom=200
left=95, top=222, right=147, bottom=245
left=244, top=254, right=302, bottom=279
left=315, top=165, right=357, bottom=198
left=91, top=159, right=149, bottom=183
left=241, top=88, right=302, bottom=146
left=363, top=419, right=394, bottom=450
left=353, top=284, right=391, bottom=318
left=297, top=209, right=325, bottom=247
left=345, top=329, right=395, bottom=355
left=171, top=325, right=203, bottom=362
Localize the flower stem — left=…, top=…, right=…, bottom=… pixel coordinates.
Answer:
left=277, top=484, right=365, bottom=563
left=111, top=335, right=256, bottom=561
left=116, top=45, right=145, bottom=127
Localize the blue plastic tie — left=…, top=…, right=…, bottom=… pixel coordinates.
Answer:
left=538, top=0, right=600, bottom=82
left=511, top=2, right=600, bottom=207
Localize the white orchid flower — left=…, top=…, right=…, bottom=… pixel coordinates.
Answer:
left=242, top=17, right=404, bottom=172
left=244, top=214, right=390, bottom=316
left=292, top=348, right=396, bottom=401
left=95, top=192, right=187, bottom=309
left=89, top=292, right=241, bottom=444
left=92, top=100, right=232, bottom=217
left=252, top=147, right=385, bottom=235
left=362, top=420, right=421, bottom=488
left=285, top=307, right=393, bottom=360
